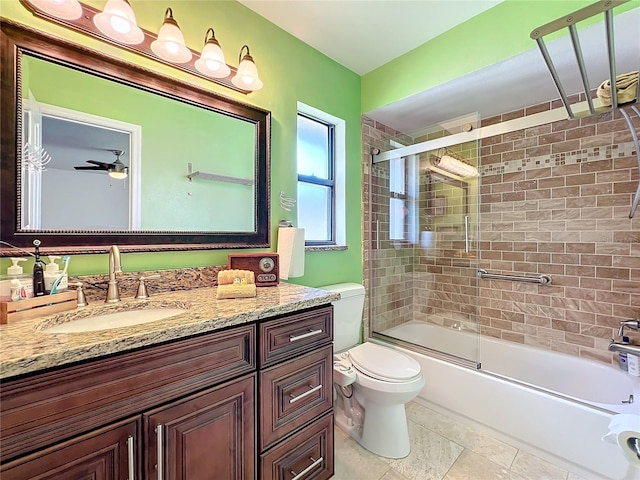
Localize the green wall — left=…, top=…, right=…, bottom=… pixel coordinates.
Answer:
left=362, top=0, right=640, bottom=113
left=1, top=0, right=362, bottom=287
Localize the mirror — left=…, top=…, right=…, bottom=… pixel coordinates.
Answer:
left=1, top=20, right=271, bottom=255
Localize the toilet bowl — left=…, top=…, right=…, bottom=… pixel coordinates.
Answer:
left=334, top=342, right=425, bottom=458
left=319, top=283, right=425, bottom=459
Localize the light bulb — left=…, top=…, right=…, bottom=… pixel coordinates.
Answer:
left=195, top=29, right=231, bottom=79
left=93, top=0, right=144, bottom=45
left=150, top=8, right=192, bottom=64
left=30, top=0, right=82, bottom=20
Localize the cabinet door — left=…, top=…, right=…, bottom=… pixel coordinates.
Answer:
left=145, top=374, right=255, bottom=480
left=0, top=417, right=140, bottom=480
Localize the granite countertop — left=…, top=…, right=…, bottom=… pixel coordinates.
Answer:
left=0, top=283, right=339, bottom=381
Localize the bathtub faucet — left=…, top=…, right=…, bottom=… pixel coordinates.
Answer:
left=618, top=319, right=640, bottom=337
left=608, top=340, right=640, bottom=356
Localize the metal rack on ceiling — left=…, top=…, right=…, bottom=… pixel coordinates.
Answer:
left=530, top=0, right=639, bottom=218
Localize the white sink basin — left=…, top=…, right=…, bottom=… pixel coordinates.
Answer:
left=42, top=307, right=188, bottom=333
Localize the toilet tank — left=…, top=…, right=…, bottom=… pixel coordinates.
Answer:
left=317, top=283, right=365, bottom=352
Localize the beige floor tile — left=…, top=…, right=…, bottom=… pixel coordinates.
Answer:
left=406, top=402, right=517, bottom=469
left=443, top=449, right=511, bottom=480
left=333, top=427, right=391, bottom=480
left=380, top=470, right=412, bottom=480
left=509, top=450, right=568, bottom=480
left=381, top=421, right=464, bottom=480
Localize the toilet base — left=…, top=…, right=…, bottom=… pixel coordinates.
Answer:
left=334, top=400, right=411, bottom=459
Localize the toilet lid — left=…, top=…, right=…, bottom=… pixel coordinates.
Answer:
left=349, top=342, right=422, bottom=382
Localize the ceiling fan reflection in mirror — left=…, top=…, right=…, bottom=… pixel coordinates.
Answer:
left=74, top=149, right=128, bottom=179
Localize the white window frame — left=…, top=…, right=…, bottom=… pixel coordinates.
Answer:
left=296, top=102, right=346, bottom=247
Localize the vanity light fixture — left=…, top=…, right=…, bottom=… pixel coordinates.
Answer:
left=232, top=45, right=263, bottom=91
left=432, top=149, right=478, bottom=178
left=93, top=0, right=144, bottom=45
left=150, top=8, right=192, bottom=64
left=195, top=28, right=231, bottom=79
left=29, top=0, right=82, bottom=20
left=21, top=0, right=263, bottom=93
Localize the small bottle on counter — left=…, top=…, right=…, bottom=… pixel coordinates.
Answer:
left=44, top=255, right=68, bottom=294
left=0, top=257, right=33, bottom=301
left=618, top=336, right=630, bottom=371
left=32, top=240, right=46, bottom=297
left=627, top=346, right=640, bottom=377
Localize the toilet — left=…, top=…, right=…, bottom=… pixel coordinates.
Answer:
left=319, top=283, right=425, bottom=459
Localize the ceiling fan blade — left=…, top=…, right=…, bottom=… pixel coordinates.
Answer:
left=86, top=160, right=111, bottom=167
left=74, top=166, right=105, bottom=171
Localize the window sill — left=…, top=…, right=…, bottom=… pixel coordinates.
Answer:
left=305, top=245, right=348, bottom=252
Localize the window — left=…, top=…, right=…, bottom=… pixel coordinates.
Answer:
left=389, top=157, right=407, bottom=241
left=296, top=103, right=345, bottom=246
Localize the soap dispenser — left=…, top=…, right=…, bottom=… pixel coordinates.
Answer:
left=44, top=255, right=68, bottom=294
left=32, top=240, right=46, bottom=297
left=0, top=258, right=34, bottom=301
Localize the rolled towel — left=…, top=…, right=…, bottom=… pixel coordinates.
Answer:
left=597, top=71, right=638, bottom=106
left=217, top=269, right=255, bottom=285
left=216, top=283, right=257, bottom=299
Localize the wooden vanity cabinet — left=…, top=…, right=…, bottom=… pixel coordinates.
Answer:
left=0, top=324, right=256, bottom=480
left=0, top=304, right=335, bottom=480
left=258, top=306, right=334, bottom=480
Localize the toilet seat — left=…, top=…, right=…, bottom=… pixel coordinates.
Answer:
left=349, top=342, right=421, bottom=383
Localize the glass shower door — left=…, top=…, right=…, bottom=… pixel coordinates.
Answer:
left=368, top=120, right=480, bottom=367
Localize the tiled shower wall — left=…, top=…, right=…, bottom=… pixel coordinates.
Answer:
left=363, top=102, right=640, bottom=366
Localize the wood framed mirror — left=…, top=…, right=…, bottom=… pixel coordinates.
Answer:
left=1, top=20, right=271, bottom=255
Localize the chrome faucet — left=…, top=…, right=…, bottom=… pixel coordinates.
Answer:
left=609, top=319, right=640, bottom=356
left=105, top=245, right=122, bottom=303
left=618, top=319, right=640, bottom=336
left=609, top=340, right=640, bottom=356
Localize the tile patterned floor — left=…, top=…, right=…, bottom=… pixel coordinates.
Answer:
left=333, top=400, right=595, bottom=480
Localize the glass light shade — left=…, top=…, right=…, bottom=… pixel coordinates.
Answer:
left=150, top=12, right=192, bottom=64
left=436, top=154, right=478, bottom=178
left=29, top=0, right=82, bottom=20
left=108, top=170, right=128, bottom=179
left=93, top=0, right=144, bottom=45
left=232, top=53, right=263, bottom=91
left=195, top=37, right=230, bottom=78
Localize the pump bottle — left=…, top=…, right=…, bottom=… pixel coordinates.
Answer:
left=0, top=258, right=34, bottom=301
left=32, top=240, right=46, bottom=297
left=44, top=256, right=68, bottom=294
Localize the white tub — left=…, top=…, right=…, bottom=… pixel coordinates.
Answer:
left=379, top=321, right=640, bottom=480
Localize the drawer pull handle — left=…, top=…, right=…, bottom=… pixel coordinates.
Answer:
left=290, top=456, right=323, bottom=480
left=156, top=424, right=164, bottom=480
left=127, top=435, right=135, bottom=480
left=289, top=329, right=323, bottom=342
left=289, top=384, right=322, bottom=404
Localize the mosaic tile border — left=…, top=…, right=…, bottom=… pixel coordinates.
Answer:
left=479, top=141, right=636, bottom=176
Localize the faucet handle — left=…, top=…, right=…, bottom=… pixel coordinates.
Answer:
left=70, top=281, right=88, bottom=307
left=135, top=274, right=161, bottom=300
left=618, top=319, right=640, bottom=336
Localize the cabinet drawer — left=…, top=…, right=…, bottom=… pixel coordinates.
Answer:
left=260, top=345, right=332, bottom=450
left=261, top=413, right=334, bottom=480
left=259, top=306, right=333, bottom=368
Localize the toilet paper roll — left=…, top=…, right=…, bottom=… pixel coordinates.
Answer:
left=277, top=227, right=305, bottom=280
left=602, top=414, right=640, bottom=468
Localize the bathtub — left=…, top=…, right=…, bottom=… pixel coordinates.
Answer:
left=378, top=320, right=640, bottom=480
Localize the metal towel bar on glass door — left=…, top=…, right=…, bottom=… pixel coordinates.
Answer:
left=477, top=269, right=552, bottom=285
